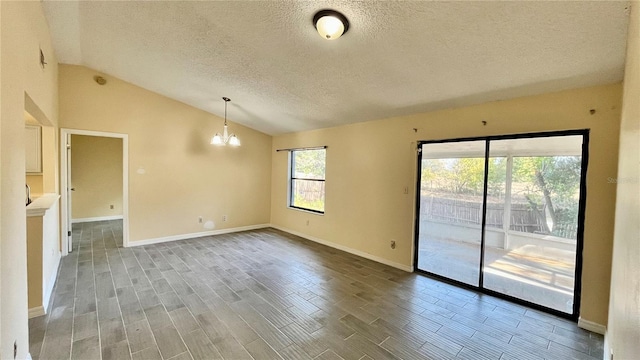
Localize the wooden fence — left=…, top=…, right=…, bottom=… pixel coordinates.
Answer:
left=421, top=196, right=577, bottom=239
left=293, top=180, right=325, bottom=202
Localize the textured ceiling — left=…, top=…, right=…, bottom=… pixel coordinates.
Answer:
left=43, top=1, right=630, bottom=135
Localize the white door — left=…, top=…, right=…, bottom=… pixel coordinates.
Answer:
left=66, top=134, right=73, bottom=253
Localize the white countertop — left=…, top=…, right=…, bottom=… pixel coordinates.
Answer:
left=27, top=193, right=60, bottom=217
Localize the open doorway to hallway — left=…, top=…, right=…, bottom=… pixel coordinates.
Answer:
left=69, top=135, right=123, bottom=249
left=61, top=129, right=129, bottom=254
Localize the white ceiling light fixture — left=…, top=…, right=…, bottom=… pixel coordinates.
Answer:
left=211, top=97, right=240, bottom=147
left=313, top=9, right=349, bottom=40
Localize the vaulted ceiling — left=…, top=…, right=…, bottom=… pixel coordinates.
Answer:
left=43, top=1, right=630, bottom=135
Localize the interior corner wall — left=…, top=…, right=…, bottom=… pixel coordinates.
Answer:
left=270, top=83, right=622, bottom=327
left=71, top=135, right=123, bottom=220
left=0, top=0, right=3, bottom=351
left=0, top=1, right=59, bottom=359
left=58, top=65, right=272, bottom=243
left=606, top=3, right=640, bottom=358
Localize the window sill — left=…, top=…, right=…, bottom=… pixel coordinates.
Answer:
left=287, top=206, right=325, bottom=216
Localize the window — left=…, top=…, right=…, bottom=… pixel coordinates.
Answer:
left=289, top=148, right=326, bottom=213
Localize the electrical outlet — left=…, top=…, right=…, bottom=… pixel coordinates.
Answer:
left=222, top=215, right=228, bottom=222
left=198, top=216, right=203, bottom=224
left=110, top=204, right=114, bottom=209
left=390, top=240, right=396, bottom=249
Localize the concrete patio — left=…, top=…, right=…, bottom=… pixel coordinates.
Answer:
left=418, top=235, right=576, bottom=313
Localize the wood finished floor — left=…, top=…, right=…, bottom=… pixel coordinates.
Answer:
left=29, top=220, right=603, bottom=360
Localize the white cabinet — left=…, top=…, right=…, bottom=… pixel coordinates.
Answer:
left=25, top=125, right=42, bottom=173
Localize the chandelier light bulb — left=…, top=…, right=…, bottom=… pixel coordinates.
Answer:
left=211, top=133, right=222, bottom=145
left=229, top=135, right=240, bottom=147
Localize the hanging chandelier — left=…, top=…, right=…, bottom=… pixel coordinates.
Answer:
left=211, top=97, right=240, bottom=147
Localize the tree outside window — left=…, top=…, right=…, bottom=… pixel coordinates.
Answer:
left=290, top=149, right=326, bottom=213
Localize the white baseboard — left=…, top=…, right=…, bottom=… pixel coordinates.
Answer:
left=42, top=252, right=61, bottom=314
left=603, top=330, right=612, bottom=360
left=578, top=317, right=606, bottom=335
left=72, top=215, right=123, bottom=224
left=28, top=306, right=45, bottom=319
left=128, top=223, right=413, bottom=272
left=128, top=224, right=271, bottom=247
left=269, top=224, right=413, bottom=272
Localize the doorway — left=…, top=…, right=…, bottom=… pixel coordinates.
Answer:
left=60, top=129, right=129, bottom=255
left=414, top=130, right=588, bottom=319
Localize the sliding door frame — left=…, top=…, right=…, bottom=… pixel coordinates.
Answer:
left=413, top=129, right=589, bottom=321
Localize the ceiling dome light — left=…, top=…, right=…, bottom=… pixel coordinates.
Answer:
left=313, top=10, right=349, bottom=40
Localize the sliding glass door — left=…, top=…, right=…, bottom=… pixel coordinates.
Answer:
left=416, top=140, right=486, bottom=286
left=483, top=136, right=583, bottom=313
left=415, top=131, right=587, bottom=318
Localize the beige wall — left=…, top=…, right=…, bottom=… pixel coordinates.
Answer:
left=26, top=198, right=60, bottom=312
left=71, top=135, right=123, bottom=220
left=40, top=125, right=58, bottom=194
left=26, top=175, right=43, bottom=197
left=0, top=1, right=59, bottom=359
left=271, top=83, right=622, bottom=326
left=59, top=65, right=272, bottom=242
left=26, top=217, right=43, bottom=310
left=607, top=3, right=640, bottom=358
left=1, top=0, right=3, bottom=346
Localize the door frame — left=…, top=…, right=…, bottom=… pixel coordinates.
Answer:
left=413, top=129, right=589, bottom=321
left=60, top=128, right=130, bottom=255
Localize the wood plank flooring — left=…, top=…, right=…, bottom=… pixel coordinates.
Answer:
left=29, top=220, right=603, bottom=360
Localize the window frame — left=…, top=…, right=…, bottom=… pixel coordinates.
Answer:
left=288, top=149, right=326, bottom=214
